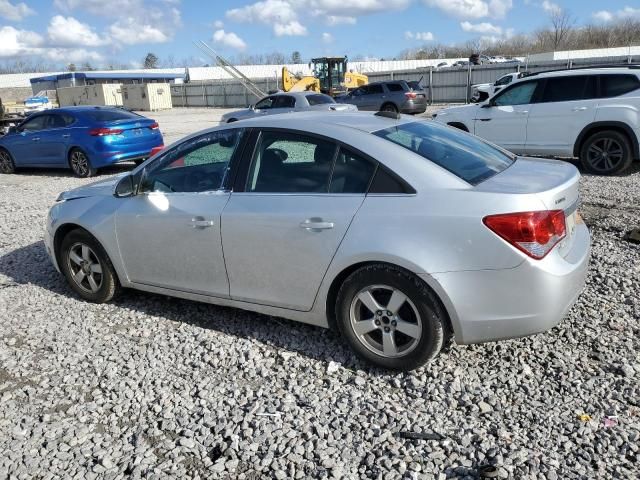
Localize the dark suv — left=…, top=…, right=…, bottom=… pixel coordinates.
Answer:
left=337, top=80, right=428, bottom=114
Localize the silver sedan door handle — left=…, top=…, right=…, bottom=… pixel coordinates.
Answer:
left=572, top=107, right=587, bottom=112
left=191, top=217, right=214, bottom=229
left=516, top=110, right=529, bottom=115
left=300, top=218, right=334, bottom=231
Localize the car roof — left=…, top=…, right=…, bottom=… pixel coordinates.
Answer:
left=43, top=106, right=128, bottom=114
left=527, top=66, right=640, bottom=79
left=272, top=91, right=331, bottom=99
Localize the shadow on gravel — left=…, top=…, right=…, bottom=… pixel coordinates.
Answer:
left=0, top=241, right=363, bottom=371
left=12, top=164, right=135, bottom=178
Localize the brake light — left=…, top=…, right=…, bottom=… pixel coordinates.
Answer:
left=150, top=145, right=164, bottom=157
left=89, top=128, right=123, bottom=136
left=405, top=92, right=417, bottom=99
left=483, top=210, right=566, bottom=259
left=149, top=122, right=159, bottom=130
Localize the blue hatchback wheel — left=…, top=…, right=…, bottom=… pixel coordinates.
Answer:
left=0, top=149, right=15, bottom=174
left=69, top=149, right=96, bottom=178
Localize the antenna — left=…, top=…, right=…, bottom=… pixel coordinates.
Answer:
left=194, top=40, right=267, bottom=99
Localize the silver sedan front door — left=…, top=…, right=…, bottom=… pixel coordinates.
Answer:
left=114, top=130, right=243, bottom=297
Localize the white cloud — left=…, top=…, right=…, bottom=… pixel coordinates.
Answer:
left=109, top=18, right=170, bottom=44
left=213, top=20, right=224, bottom=28
left=321, top=32, right=333, bottom=44
left=47, top=15, right=107, bottom=47
left=325, top=15, right=356, bottom=25
left=226, top=0, right=408, bottom=36
left=213, top=29, right=247, bottom=50
left=423, top=0, right=512, bottom=19
left=460, top=21, right=502, bottom=34
left=405, top=31, right=435, bottom=41
left=592, top=6, right=640, bottom=22
left=0, top=0, right=34, bottom=21
left=541, top=0, right=560, bottom=14
left=0, top=25, right=42, bottom=57
left=48, top=48, right=103, bottom=63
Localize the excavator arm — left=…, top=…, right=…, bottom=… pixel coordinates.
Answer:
left=282, top=67, right=320, bottom=93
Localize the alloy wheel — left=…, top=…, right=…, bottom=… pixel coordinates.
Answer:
left=349, top=284, right=422, bottom=358
left=67, top=242, right=103, bottom=294
left=0, top=150, right=13, bottom=173
left=586, top=138, right=624, bottom=173
left=70, top=150, right=89, bottom=177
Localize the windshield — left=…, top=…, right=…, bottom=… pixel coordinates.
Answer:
left=373, top=121, right=515, bottom=184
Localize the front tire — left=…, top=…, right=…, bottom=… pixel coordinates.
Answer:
left=59, top=229, right=119, bottom=303
left=381, top=103, right=398, bottom=114
left=69, top=148, right=97, bottom=178
left=336, top=264, right=445, bottom=370
left=0, top=148, right=15, bottom=174
left=580, top=130, right=633, bottom=175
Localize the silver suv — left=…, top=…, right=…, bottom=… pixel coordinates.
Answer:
left=337, top=80, right=428, bottom=114
left=434, top=66, right=640, bottom=175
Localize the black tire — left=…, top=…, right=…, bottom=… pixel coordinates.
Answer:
left=0, top=148, right=15, bottom=174
left=59, top=229, right=120, bottom=303
left=336, top=264, right=445, bottom=371
left=381, top=103, right=398, bottom=113
left=69, top=148, right=97, bottom=178
left=579, top=130, right=633, bottom=175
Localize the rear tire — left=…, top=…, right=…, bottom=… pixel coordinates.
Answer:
left=59, top=229, right=119, bottom=303
left=580, top=130, right=633, bottom=175
left=0, top=148, right=15, bottom=174
left=69, top=148, right=97, bottom=178
left=336, top=264, right=445, bottom=371
left=381, top=103, right=398, bottom=114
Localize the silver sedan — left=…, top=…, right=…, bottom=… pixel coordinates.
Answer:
left=45, top=112, right=590, bottom=370
left=220, top=91, right=356, bottom=123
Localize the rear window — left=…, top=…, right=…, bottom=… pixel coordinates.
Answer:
left=306, top=94, right=334, bottom=105
left=82, top=109, right=141, bottom=122
left=373, top=121, right=514, bottom=185
left=600, top=74, right=640, bottom=98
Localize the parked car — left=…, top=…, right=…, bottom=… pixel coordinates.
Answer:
left=46, top=111, right=589, bottom=370
left=433, top=66, right=640, bottom=175
left=0, top=106, right=163, bottom=177
left=452, top=60, right=470, bottom=68
left=471, top=72, right=527, bottom=102
left=23, top=90, right=53, bottom=115
left=435, top=62, right=451, bottom=70
left=221, top=91, right=356, bottom=123
left=336, top=80, right=427, bottom=114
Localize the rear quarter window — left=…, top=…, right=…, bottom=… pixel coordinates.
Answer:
left=386, top=83, right=405, bottom=92
left=306, top=94, right=334, bottom=105
left=81, top=109, right=142, bottom=122
left=373, top=121, right=514, bottom=185
left=600, top=74, right=640, bottom=98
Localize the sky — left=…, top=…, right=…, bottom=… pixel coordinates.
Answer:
left=0, top=0, right=639, bottom=68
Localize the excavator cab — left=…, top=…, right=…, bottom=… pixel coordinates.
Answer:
left=311, top=57, right=347, bottom=96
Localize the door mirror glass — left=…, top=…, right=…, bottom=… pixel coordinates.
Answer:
left=114, top=175, right=135, bottom=198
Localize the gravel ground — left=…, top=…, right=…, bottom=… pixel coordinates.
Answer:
left=1, top=109, right=639, bottom=479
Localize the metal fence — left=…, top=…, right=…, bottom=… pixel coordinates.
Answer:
left=170, top=55, right=640, bottom=108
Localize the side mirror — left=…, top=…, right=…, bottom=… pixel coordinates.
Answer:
left=249, top=104, right=255, bottom=109
left=481, top=101, right=493, bottom=108
left=114, top=175, right=135, bottom=198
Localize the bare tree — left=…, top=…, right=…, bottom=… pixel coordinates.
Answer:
left=548, top=8, right=574, bottom=50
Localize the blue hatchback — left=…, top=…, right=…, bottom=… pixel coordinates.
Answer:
left=0, top=106, right=164, bottom=177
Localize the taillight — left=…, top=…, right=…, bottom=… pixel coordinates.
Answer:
left=89, top=128, right=123, bottom=136
left=405, top=92, right=417, bottom=99
left=150, top=145, right=164, bottom=157
left=149, top=122, right=159, bottom=130
left=483, top=210, right=566, bottom=259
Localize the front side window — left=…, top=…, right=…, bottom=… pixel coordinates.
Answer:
left=374, top=121, right=514, bottom=185
left=368, top=84, right=384, bottom=95
left=247, top=131, right=337, bottom=193
left=142, top=129, right=242, bottom=193
left=600, top=74, right=640, bottom=98
left=20, top=115, right=47, bottom=132
left=272, top=96, right=296, bottom=108
left=255, top=96, right=275, bottom=110
left=493, top=81, right=538, bottom=106
left=495, top=75, right=513, bottom=86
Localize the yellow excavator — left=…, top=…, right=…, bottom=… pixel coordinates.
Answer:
left=282, top=56, right=368, bottom=97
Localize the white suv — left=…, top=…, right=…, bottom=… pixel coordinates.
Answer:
left=434, top=67, right=640, bottom=175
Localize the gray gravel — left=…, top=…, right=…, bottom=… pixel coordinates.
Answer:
left=1, top=112, right=640, bottom=479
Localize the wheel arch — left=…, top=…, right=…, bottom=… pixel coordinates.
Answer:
left=574, top=122, right=639, bottom=160
left=447, top=122, right=469, bottom=132
left=324, top=260, right=455, bottom=339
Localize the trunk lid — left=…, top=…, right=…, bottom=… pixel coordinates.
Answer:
left=477, top=157, right=581, bottom=258
left=102, top=118, right=160, bottom=145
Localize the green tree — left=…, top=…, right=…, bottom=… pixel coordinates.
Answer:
left=291, top=51, right=302, bottom=63
left=144, top=52, right=159, bottom=69
left=67, top=63, right=76, bottom=72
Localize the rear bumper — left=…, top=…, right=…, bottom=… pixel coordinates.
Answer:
left=89, top=135, right=164, bottom=168
left=401, top=100, right=427, bottom=114
left=425, top=223, right=590, bottom=344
